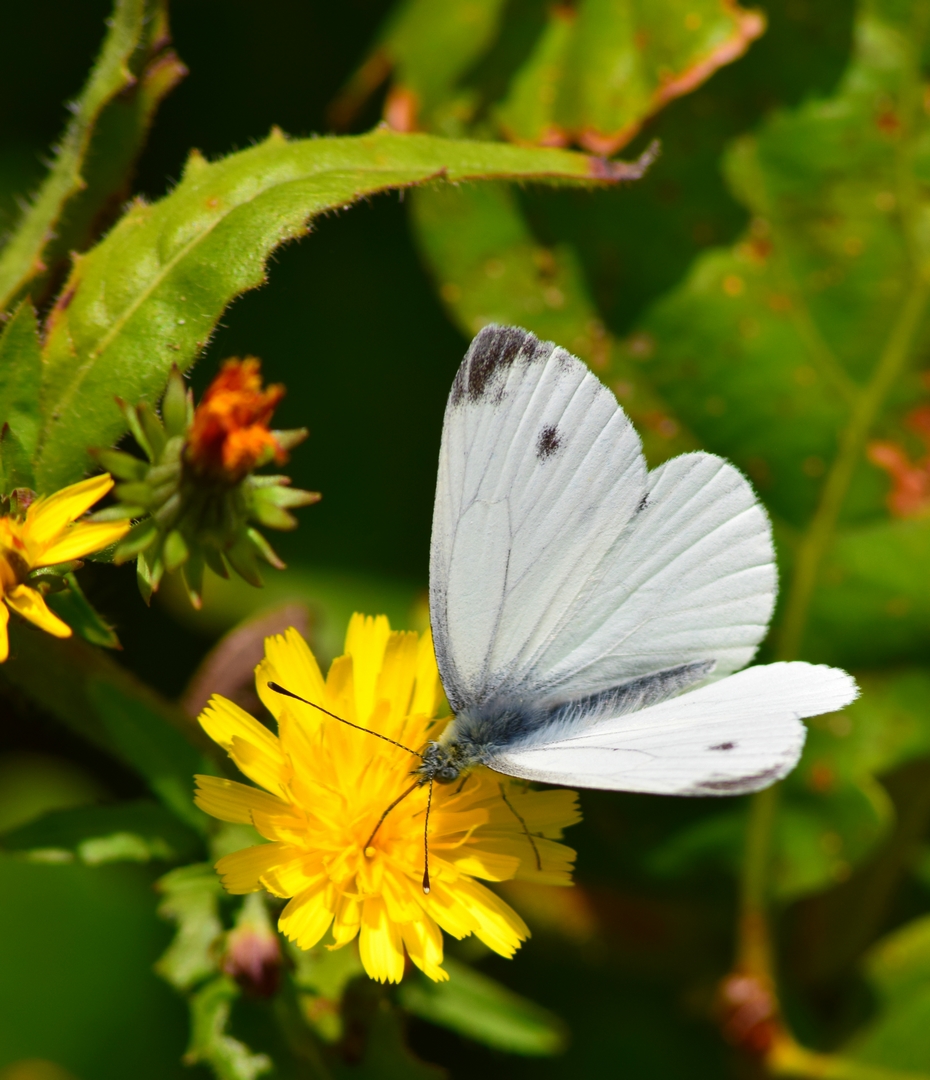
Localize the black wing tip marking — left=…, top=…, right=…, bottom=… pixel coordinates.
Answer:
left=689, top=763, right=785, bottom=795
left=536, top=424, right=562, bottom=460
left=450, top=325, right=552, bottom=406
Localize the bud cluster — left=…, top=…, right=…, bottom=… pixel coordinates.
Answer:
left=94, top=360, right=319, bottom=607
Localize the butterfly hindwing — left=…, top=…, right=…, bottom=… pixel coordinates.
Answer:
left=486, top=662, right=858, bottom=795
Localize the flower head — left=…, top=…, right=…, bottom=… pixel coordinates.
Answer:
left=186, top=358, right=287, bottom=482
left=0, top=474, right=129, bottom=661
left=98, top=362, right=319, bottom=608
left=195, top=614, right=580, bottom=983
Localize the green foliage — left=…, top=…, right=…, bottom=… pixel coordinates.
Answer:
left=0, top=0, right=184, bottom=313
left=0, top=300, right=42, bottom=492
left=155, top=863, right=225, bottom=992
left=0, top=625, right=217, bottom=830
left=0, top=799, right=202, bottom=865
left=5, top=0, right=930, bottom=1078
left=497, top=0, right=764, bottom=152
left=847, top=915, right=930, bottom=1070
left=341, top=0, right=764, bottom=151
left=184, top=977, right=272, bottom=1080
left=31, top=129, right=648, bottom=494
left=398, top=956, right=567, bottom=1055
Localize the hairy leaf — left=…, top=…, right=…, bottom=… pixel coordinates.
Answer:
left=0, top=0, right=183, bottom=313
left=0, top=299, right=42, bottom=491
left=33, top=129, right=657, bottom=493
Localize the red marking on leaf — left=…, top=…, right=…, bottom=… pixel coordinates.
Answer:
left=868, top=403, right=930, bottom=518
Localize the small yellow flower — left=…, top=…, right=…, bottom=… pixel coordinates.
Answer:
left=0, top=474, right=129, bottom=661
left=195, top=614, right=580, bottom=983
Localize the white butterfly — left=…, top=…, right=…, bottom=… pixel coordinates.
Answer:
left=418, top=325, right=858, bottom=796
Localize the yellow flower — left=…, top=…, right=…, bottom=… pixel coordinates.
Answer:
left=0, top=474, right=130, bottom=661
left=195, top=614, right=581, bottom=983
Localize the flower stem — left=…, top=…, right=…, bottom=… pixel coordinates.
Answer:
left=769, top=1035, right=930, bottom=1080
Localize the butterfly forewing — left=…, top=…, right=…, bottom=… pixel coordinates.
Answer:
left=430, top=326, right=645, bottom=712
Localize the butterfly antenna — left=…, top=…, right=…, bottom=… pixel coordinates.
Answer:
left=422, top=779, right=434, bottom=895
left=363, top=779, right=420, bottom=851
left=267, top=681, right=423, bottom=758
left=498, top=782, right=542, bottom=871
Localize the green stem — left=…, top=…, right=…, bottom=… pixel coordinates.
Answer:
left=737, top=785, right=778, bottom=976
left=770, top=1037, right=930, bottom=1080
left=775, top=278, right=930, bottom=662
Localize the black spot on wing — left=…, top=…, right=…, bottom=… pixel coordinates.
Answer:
left=536, top=424, right=562, bottom=460
left=636, top=493, right=649, bottom=513
left=450, top=325, right=548, bottom=406
left=691, top=764, right=784, bottom=794
left=709, top=742, right=736, bottom=751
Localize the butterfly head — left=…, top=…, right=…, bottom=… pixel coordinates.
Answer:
left=417, top=740, right=476, bottom=784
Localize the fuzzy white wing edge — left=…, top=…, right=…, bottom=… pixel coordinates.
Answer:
left=486, top=662, right=859, bottom=795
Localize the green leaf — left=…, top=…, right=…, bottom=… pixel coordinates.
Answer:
left=0, top=799, right=202, bottom=866
left=497, top=0, right=765, bottom=153
left=155, top=862, right=224, bottom=992
left=397, top=956, right=567, bottom=1056
left=184, top=977, right=273, bottom=1080
left=0, top=0, right=183, bottom=313
left=89, top=680, right=208, bottom=833
left=0, top=299, right=42, bottom=492
left=806, top=518, right=930, bottom=669
left=409, top=180, right=694, bottom=463
left=339, top=0, right=510, bottom=132
left=45, top=571, right=121, bottom=649
left=845, top=914, right=930, bottom=1071
left=0, top=624, right=218, bottom=829
left=33, top=128, right=662, bottom=493
left=632, top=6, right=930, bottom=531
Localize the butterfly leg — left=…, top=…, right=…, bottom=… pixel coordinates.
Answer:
left=498, top=782, right=542, bottom=871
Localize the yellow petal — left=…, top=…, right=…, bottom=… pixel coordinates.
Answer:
left=375, top=631, right=419, bottom=721
left=400, top=914, right=447, bottom=982
left=0, top=602, right=9, bottom=663
left=198, top=695, right=288, bottom=796
left=38, top=519, right=130, bottom=566
left=26, top=474, right=114, bottom=546
left=256, top=627, right=326, bottom=723
left=344, top=613, right=390, bottom=721
left=411, top=627, right=444, bottom=719
left=358, top=896, right=405, bottom=984
left=215, top=841, right=302, bottom=894
left=6, top=585, right=71, bottom=637
left=278, top=877, right=335, bottom=950
left=193, top=774, right=295, bottom=824
left=260, top=853, right=324, bottom=897
left=330, top=894, right=362, bottom=946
